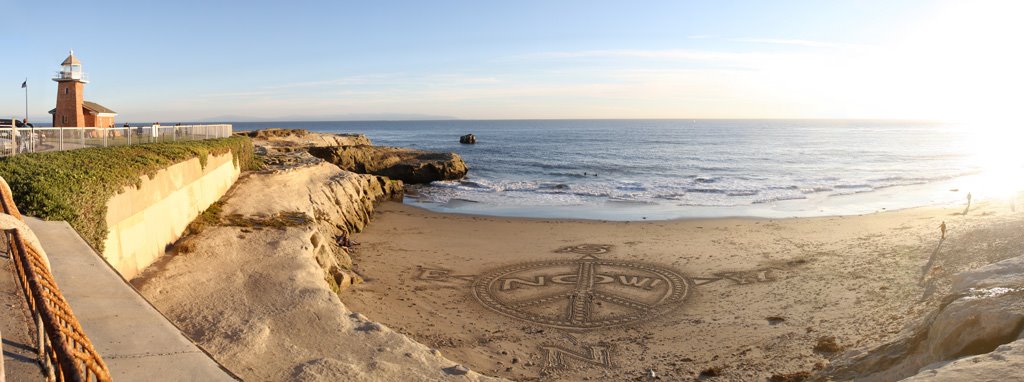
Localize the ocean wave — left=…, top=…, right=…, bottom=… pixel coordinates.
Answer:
left=538, top=182, right=570, bottom=190
left=726, top=190, right=760, bottom=196
left=415, top=168, right=971, bottom=212
left=834, top=183, right=873, bottom=189
left=830, top=188, right=878, bottom=196
left=545, top=171, right=592, bottom=178
left=615, top=181, right=647, bottom=192
left=686, top=188, right=727, bottom=194
left=752, top=194, right=808, bottom=204
left=801, top=186, right=834, bottom=194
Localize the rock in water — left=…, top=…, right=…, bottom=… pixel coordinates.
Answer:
left=308, top=145, right=468, bottom=184
left=460, top=134, right=477, bottom=144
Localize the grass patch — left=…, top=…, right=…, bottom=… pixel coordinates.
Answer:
left=699, top=366, right=725, bottom=378
left=0, top=136, right=258, bottom=253
left=769, top=371, right=811, bottom=382
left=221, top=211, right=312, bottom=229
left=238, top=128, right=308, bottom=139
left=813, top=336, right=844, bottom=354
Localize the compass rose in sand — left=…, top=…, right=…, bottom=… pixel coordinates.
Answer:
left=472, top=255, right=690, bottom=330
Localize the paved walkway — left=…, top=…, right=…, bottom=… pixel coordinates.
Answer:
left=25, top=217, right=237, bottom=381
left=1, top=253, right=43, bottom=381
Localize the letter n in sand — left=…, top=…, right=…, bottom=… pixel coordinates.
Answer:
left=500, top=276, right=546, bottom=290
left=540, top=343, right=613, bottom=369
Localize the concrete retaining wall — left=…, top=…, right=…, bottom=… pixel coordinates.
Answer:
left=102, top=153, right=240, bottom=279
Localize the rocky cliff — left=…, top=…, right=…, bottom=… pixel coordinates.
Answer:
left=100, top=129, right=497, bottom=380
left=241, top=128, right=372, bottom=150
left=308, top=145, right=468, bottom=184
left=216, top=159, right=403, bottom=292
left=135, top=157, right=499, bottom=381
left=822, top=254, right=1024, bottom=381
left=241, top=128, right=469, bottom=184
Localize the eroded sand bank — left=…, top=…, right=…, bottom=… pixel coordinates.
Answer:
left=134, top=161, right=500, bottom=381
left=343, top=197, right=1024, bottom=381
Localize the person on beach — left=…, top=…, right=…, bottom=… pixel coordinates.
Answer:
left=939, top=221, right=947, bottom=240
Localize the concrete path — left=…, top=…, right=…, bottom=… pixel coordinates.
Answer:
left=25, top=217, right=237, bottom=381
left=1, top=256, right=43, bottom=381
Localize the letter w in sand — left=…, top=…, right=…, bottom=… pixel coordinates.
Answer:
left=617, top=275, right=661, bottom=289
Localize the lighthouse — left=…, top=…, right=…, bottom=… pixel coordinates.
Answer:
left=49, top=51, right=117, bottom=127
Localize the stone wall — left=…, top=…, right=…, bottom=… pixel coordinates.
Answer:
left=102, top=152, right=240, bottom=279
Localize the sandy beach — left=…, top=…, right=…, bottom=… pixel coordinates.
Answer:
left=343, top=196, right=1024, bottom=381
left=123, top=130, right=1024, bottom=381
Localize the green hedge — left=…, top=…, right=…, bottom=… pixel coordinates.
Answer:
left=0, top=136, right=258, bottom=252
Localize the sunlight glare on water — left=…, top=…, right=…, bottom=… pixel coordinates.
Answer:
left=958, top=120, right=1024, bottom=199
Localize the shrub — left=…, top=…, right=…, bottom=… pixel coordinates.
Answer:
left=0, top=136, right=257, bottom=252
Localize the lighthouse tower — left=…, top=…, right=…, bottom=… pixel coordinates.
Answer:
left=52, top=50, right=88, bottom=127
left=49, top=51, right=117, bottom=127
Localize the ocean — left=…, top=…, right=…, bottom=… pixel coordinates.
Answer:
left=235, top=119, right=1020, bottom=220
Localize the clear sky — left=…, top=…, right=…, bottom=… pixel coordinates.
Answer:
left=1, top=0, right=1021, bottom=122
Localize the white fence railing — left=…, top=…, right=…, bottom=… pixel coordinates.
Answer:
left=0, top=124, right=232, bottom=157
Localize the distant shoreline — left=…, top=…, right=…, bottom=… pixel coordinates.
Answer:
left=400, top=174, right=991, bottom=221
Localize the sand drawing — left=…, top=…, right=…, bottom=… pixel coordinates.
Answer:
left=417, top=244, right=794, bottom=330
left=540, top=342, right=615, bottom=370
left=472, top=254, right=690, bottom=330
left=555, top=244, right=613, bottom=255
left=691, top=268, right=779, bottom=286
left=417, top=267, right=476, bottom=282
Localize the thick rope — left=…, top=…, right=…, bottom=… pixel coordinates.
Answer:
left=0, top=176, right=111, bottom=382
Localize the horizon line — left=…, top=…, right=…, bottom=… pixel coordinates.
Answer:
left=130, top=117, right=950, bottom=124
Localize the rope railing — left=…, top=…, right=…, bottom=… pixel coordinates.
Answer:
left=0, top=177, right=112, bottom=382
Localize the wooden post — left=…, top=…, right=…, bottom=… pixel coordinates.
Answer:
left=10, top=125, right=17, bottom=156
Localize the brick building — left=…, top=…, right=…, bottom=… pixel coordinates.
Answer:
left=48, top=51, right=117, bottom=127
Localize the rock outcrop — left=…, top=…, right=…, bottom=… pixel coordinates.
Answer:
left=900, top=339, right=1024, bottom=381
left=822, top=255, right=1024, bottom=381
left=241, top=128, right=372, bottom=152
left=224, top=159, right=403, bottom=292
left=245, top=129, right=469, bottom=184
left=308, top=145, right=468, bottom=184
left=459, top=134, right=476, bottom=144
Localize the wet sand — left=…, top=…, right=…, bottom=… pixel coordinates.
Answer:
left=343, top=196, right=1024, bottom=381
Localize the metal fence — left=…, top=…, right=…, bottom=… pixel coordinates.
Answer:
left=0, top=124, right=233, bottom=157
left=0, top=177, right=111, bottom=382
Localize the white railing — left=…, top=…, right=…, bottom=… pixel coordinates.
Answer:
left=52, top=71, right=89, bottom=82
left=0, top=124, right=233, bottom=157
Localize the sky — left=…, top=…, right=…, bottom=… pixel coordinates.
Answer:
left=1, top=0, right=1022, bottom=122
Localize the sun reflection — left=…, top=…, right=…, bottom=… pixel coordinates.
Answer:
left=959, top=120, right=1024, bottom=199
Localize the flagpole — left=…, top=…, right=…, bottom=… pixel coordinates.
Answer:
left=23, top=78, right=28, bottom=124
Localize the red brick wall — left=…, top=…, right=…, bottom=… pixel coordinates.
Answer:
left=54, top=81, right=85, bottom=127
